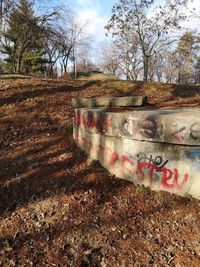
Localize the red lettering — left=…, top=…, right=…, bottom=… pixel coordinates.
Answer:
left=161, top=168, right=188, bottom=191
left=147, top=164, right=158, bottom=186
left=161, top=168, right=174, bottom=189
left=74, top=112, right=81, bottom=126
left=81, top=112, right=86, bottom=128
left=96, top=114, right=103, bottom=133
left=87, top=113, right=96, bottom=128
left=173, top=168, right=188, bottom=191
left=76, top=137, right=189, bottom=193
left=79, top=112, right=111, bottom=134
left=110, top=152, right=119, bottom=165
left=120, top=155, right=135, bottom=176
left=136, top=162, right=148, bottom=181
left=93, top=144, right=118, bottom=166
left=103, top=146, right=119, bottom=169
left=175, top=134, right=184, bottom=142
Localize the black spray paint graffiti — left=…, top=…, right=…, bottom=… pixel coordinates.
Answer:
left=137, top=153, right=168, bottom=169
left=138, top=116, right=163, bottom=139
left=122, top=119, right=135, bottom=136
left=122, top=116, right=200, bottom=142
left=136, top=153, right=169, bottom=183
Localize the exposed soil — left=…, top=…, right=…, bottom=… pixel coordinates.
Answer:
left=0, top=76, right=200, bottom=267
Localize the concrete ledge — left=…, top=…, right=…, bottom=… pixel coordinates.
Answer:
left=74, top=107, right=200, bottom=145
left=72, top=96, right=147, bottom=108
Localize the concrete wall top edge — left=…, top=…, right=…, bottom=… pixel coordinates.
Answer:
left=74, top=107, right=200, bottom=146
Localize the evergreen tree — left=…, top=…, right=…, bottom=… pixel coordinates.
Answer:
left=23, top=51, right=49, bottom=74
left=1, top=0, right=45, bottom=73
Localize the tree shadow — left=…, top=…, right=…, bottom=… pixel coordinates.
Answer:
left=0, top=85, right=80, bottom=106
left=1, top=77, right=200, bottom=265
left=0, top=162, right=196, bottom=266
left=0, top=130, right=87, bottom=214
left=172, top=84, right=200, bottom=98
left=0, top=79, right=112, bottom=107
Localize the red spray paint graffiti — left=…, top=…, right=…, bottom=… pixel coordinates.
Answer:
left=76, top=133, right=189, bottom=192
left=74, top=111, right=111, bottom=134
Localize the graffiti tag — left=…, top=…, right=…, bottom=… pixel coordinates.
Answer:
left=77, top=133, right=189, bottom=193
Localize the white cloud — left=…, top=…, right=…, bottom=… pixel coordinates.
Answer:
left=76, top=0, right=101, bottom=9
left=180, top=0, right=200, bottom=31
left=73, top=0, right=200, bottom=43
left=74, top=0, right=108, bottom=42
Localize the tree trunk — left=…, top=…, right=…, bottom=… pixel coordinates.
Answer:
left=64, top=64, right=67, bottom=74
left=143, top=55, right=149, bottom=82
left=16, top=56, right=22, bottom=73
left=12, top=59, right=17, bottom=73
left=73, top=56, right=76, bottom=79
left=186, top=54, right=191, bottom=83
left=49, top=65, right=53, bottom=78
left=63, top=55, right=70, bottom=74
left=60, top=63, right=63, bottom=77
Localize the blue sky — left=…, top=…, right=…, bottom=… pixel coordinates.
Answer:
left=67, top=0, right=117, bottom=16
left=64, top=0, right=199, bottom=43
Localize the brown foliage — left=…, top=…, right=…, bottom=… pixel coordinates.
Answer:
left=0, top=76, right=200, bottom=266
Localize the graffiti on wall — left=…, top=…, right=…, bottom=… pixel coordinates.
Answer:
left=123, top=118, right=135, bottom=136
left=137, top=153, right=168, bottom=168
left=75, top=110, right=200, bottom=143
left=123, top=116, right=163, bottom=139
left=123, top=116, right=200, bottom=143
left=171, top=122, right=186, bottom=142
left=74, top=110, right=112, bottom=134
left=138, top=116, right=163, bottom=139
left=76, top=133, right=189, bottom=193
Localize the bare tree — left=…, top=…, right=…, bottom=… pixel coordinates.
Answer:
left=177, top=31, right=200, bottom=83
left=98, top=41, right=121, bottom=77
left=106, top=0, right=193, bottom=82
left=75, top=37, right=95, bottom=73
left=98, top=33, right=143, bottom=80
left=0, top=0, right=16, bottom=22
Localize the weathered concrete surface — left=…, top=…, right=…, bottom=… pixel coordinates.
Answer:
left=73, top=126, right=200, bottom=199
left=74, top=107, right=200, bottom=145
left=72, top=96, right=147, bottom=108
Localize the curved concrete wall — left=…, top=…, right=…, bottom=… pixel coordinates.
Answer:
left=73, top=106, right=200, bottom=199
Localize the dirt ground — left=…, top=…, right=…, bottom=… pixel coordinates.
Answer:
left=0, top=76, right=200, bottom=267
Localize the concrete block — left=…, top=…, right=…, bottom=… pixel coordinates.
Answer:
left=72, top=96, right=147, bottom=108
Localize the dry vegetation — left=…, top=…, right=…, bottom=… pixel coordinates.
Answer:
left=0, top=75, right=200, bottom=266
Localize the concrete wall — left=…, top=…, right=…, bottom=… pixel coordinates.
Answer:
left=73, top=107, right=200, bottom=199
